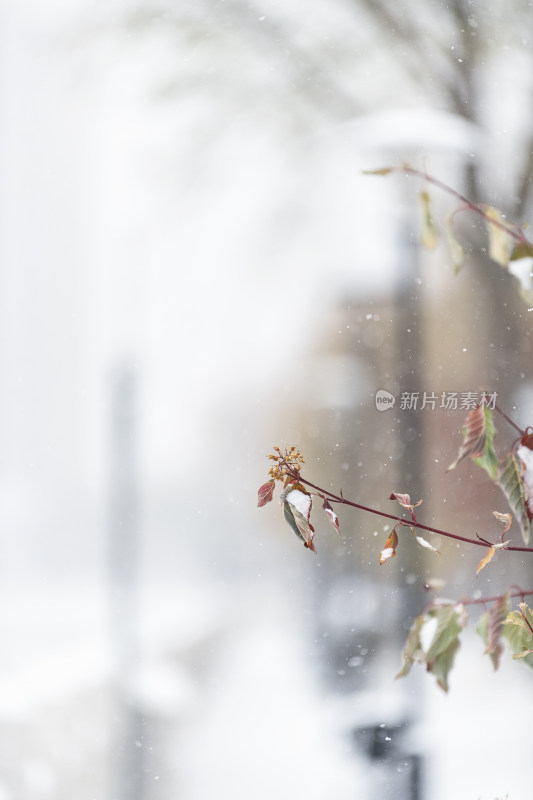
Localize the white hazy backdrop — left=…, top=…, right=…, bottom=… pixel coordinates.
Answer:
left=0, top=2, right=532, bottom=799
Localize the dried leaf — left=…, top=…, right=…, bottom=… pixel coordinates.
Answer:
left=389, top=493, right=422, bottom=510
left=447, top=405, right=486, bottom=472
left=257, top=480, right=275, bottom=507
left=362, top=166, right=394, bottom=176
left=476, top=547, right=496, bottom=577
left=322, top=498, right=340, bottom=537
left=419, top=190, right=439, bottom=250
left=379, top=529, right=398, bottom=565
left=444, top=211, right=465, bottom=273
left=492, top=511, right=512, bottom=533
left=512, top=649, right=533, bottom=659
left=497, top=453, right=532, bottom=545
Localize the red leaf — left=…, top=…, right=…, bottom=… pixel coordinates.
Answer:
left=485, top=592, right=510, bottom=670
left=257, top=480, right=275, bottom=507
left=447, top=405, right=486, bottom=472
left=390, top=492, right=411, bottom=507
left=517, top=445, right=533, bottom=521
left=322, top=498, right=340, bottom=537
left=521, top=430, right=533, bottom=450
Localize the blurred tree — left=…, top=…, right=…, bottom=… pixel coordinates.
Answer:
left=102, top=0, right=533, bottom=215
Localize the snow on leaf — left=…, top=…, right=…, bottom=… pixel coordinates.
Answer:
left=492, top=511, right=512, bottom=533
left=483, top=205, right=512, bottom=267
left=476, top=547, right=496, bottom=577
left=412, top=531, right=440, bottom=555
left=379, top=529, right=398, bottom=565
left=497, top=453, right=531, bottom=545
left=509, top=243, right=533, bottom=306
left=492, top=540, right=510, bottom=550
left=419, top=190, right=438, bottom=250
left=447, top=405, right=486, bottom=473
left=282, top=488, right=316, bottom=551
left=322, top=498, right=340, bottom=537
left=257, top=480, right=275, bottom=507
left=283, top=488, right=312, bottom=519
left=444, top=211, right=465, bottom=273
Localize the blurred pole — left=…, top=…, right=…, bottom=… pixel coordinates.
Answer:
left=108, top=364, right=145, bottom=800
left=393, top=181, right=425, bottom=619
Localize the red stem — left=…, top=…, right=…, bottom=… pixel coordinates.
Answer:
left=461, top=589, right=533, bottom=606
left=494, top=403, right=526, bottom=436
left=398, top=166, right=529, bottom=245
left=289, top=471, right=533, bottom=554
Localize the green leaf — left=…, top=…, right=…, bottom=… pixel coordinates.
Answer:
left=425, top=604, right=465, bottom=662
left=476, top=611, right=490, bottom=652
left=283, top=501, right=305, bottom=543
left=396, top=612, right=426, bottom=679
left=428, top=637, right=461, bottom=693
left=419, top=191, right=439, bottom=250
left=502, top=610, right=533, bottom=670
left=497, top=454, right=531, bottom=545
left=424, top=604, right=466, bottom=692
left=510, top=241, right=533, bottom=261
left=444, top=211, right=465, bottom=273
left=472, top=406, right=499, bottom=481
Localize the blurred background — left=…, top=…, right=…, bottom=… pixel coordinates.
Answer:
left=0, top=0, right=533, bottom=798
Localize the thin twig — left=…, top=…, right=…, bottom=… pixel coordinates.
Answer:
left=286, top=468, right=533, bottom=554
